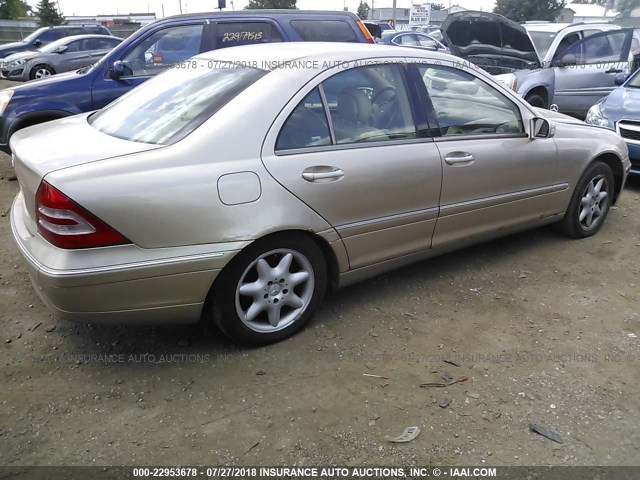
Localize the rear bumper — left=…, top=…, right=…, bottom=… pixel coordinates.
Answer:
left=10, top=192, right=245, bottom=325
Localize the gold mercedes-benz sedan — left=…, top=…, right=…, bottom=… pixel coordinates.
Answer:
left=10, top=43, right=632, bottom=345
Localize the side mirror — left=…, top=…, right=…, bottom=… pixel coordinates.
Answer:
left=108, top=60, right=126, bottom=79
left=615, top=73, right=629, bottom=86
left=530, top=117, right=554, bottom=139
left=56, top=45, right=68, bottom=54
left=33, top=39, right=42, bottom=46
left=561, top=53, right=577, bottom=67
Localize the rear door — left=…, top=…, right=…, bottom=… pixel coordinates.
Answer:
left=261, top=62, right=443, bottom=269
left=553, top=29, right=634, bottom=114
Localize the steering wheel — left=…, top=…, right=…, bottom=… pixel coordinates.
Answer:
left=372, top=86, right=399, bottom=129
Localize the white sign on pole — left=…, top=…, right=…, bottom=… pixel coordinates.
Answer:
left=409, top=3, right=432, bottom=27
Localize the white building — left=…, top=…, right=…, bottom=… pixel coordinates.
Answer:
left=556, top=3, right=618, bottom=23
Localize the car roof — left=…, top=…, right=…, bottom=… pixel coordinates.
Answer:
left=164, top=9, right=360, bottom=21
left=196, top=42, right=448, bottom=68
left=58, top=34, right=122, bottom=42
left=523, top=22, right=615, bottom=33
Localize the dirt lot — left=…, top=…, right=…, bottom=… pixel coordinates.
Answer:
left=1, top=142, right=639, bottom=466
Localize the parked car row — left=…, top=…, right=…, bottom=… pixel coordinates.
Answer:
left=0, top=10, right=374, bottom=153
left=2, top=10, right=637, bottom=345
left=0, top=35, right=122, bottom=81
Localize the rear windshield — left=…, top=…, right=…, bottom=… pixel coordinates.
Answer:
left=89, top=62, right=266, bottom=145
left=290, top=20, right=358, bottom=42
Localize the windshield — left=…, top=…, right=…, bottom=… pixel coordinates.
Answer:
left=89, top=61, right=267, bottom=145
left=22, top=27, right=46, bottom=44
left=528, top=31, right=558, bottom=57
left=625, top=68, right=640, bottom=88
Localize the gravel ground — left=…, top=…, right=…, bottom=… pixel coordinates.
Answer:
left=0, top=98, right=639, bottom=467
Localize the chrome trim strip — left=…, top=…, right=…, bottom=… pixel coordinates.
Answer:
left=440, top=183, right=568, bottom=217
left=336, top=207, right=439, bottom=238
left=435, top=133, right=528, bottom=143
left=37, top=252, right=227, bottom=278
left=275, top=136, right=434, bottom=156
left=617, top=119, right=640, bottom=145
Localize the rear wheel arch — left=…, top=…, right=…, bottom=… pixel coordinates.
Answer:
left=201, top=229, right=341, bottom=319
left=10, top=110, right=74, bottom=139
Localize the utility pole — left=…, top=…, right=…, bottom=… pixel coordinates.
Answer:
left=391, top=0, right=396, bottom=28
left=178, top=0, right=183, bottom=14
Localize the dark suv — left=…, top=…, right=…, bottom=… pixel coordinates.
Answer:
left=0, top=10, right=373, bottom=152
left=0, top=25, right=112, bottom=58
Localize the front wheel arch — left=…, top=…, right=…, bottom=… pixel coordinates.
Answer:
left=592, top=153, right=624, bottom=204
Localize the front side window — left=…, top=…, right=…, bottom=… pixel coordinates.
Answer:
left=90, top=63, right=266, bottom=145
left=216, top=22, right=283, bottom=49
left=276, top=89, right=331, bottom=150
left=559, top=31, right=628, bottom=65
left=290, top=20, right=358, bottom=42
left=419, top=66, right=524, bottom=137
left=120, top=24, right=204, bottom=77
left=64, top=40, right=82, bottom=53
left=324, top=64, right=416, bottom=144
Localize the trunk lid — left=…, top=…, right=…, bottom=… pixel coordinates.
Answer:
left=11, top=113, right=161, bottom=234
left=441, top=11, right=540, bottom=74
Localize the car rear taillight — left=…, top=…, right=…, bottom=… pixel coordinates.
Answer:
left=357, top=20, right=375, bottom=44
left=36, top=180, right=130, bottom=249
left=153, top=52, right=164, bottom=63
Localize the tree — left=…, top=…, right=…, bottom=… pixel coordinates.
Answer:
left=616, top=0, right=640, bottom=14
left=493, top=0, right=566, bottom=22
left=357, top=1, right=370, bottom=19
left=35, top=0, right=64, bottom=26
left=431, top=3, right=445, bottom=9
left=0, top=0, right=30, bottom=19
left=245, top=0, right=297, bottom=8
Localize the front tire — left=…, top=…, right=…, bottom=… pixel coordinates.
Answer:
left=560, top=161, right=614, bottom=238
left=30, top=64, right=55, bottom=80
left=212, top=234, right=327, bottom=346
left=525, top=93, right=547, bottom=109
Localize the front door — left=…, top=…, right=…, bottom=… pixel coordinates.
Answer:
left=262, top=63, right=443, bottom=269
left=90, top=22, right=206, bottom=110
left=553, top=29, right=633, bottom=114
left=413, top=62, right=559, bottom=248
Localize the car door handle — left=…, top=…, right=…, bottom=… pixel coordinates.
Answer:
left=444, top=153, right=475, bottom=165
left=302, top=167, right=344, bottom=182
left=606, top=68, right=623, bottom=74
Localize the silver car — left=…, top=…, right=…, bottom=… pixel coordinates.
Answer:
left=10, top=43, right=632, bottom=345
left=0, top=34, right=122, bottom=81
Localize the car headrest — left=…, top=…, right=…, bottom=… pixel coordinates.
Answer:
left=337, top=87, right=372, bottom=125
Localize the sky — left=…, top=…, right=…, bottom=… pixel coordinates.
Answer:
left=26, top=0, right=497, bottom=18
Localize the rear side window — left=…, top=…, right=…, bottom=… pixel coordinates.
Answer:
left=89, top=64, right=267, bottom=145
left=276, top=88, right=331, bottom=150
left=290, top=20, right=358, bottom=42
left=216, top=22, right=283, bottom=49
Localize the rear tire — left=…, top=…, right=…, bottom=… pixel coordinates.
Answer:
left=29, top=64, right=55, bottom=80
left=212, top=234, right=327, bottom=346
left=525, top=93, right=547, bottom=109
left=560, top=161, right=614, bottom=239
